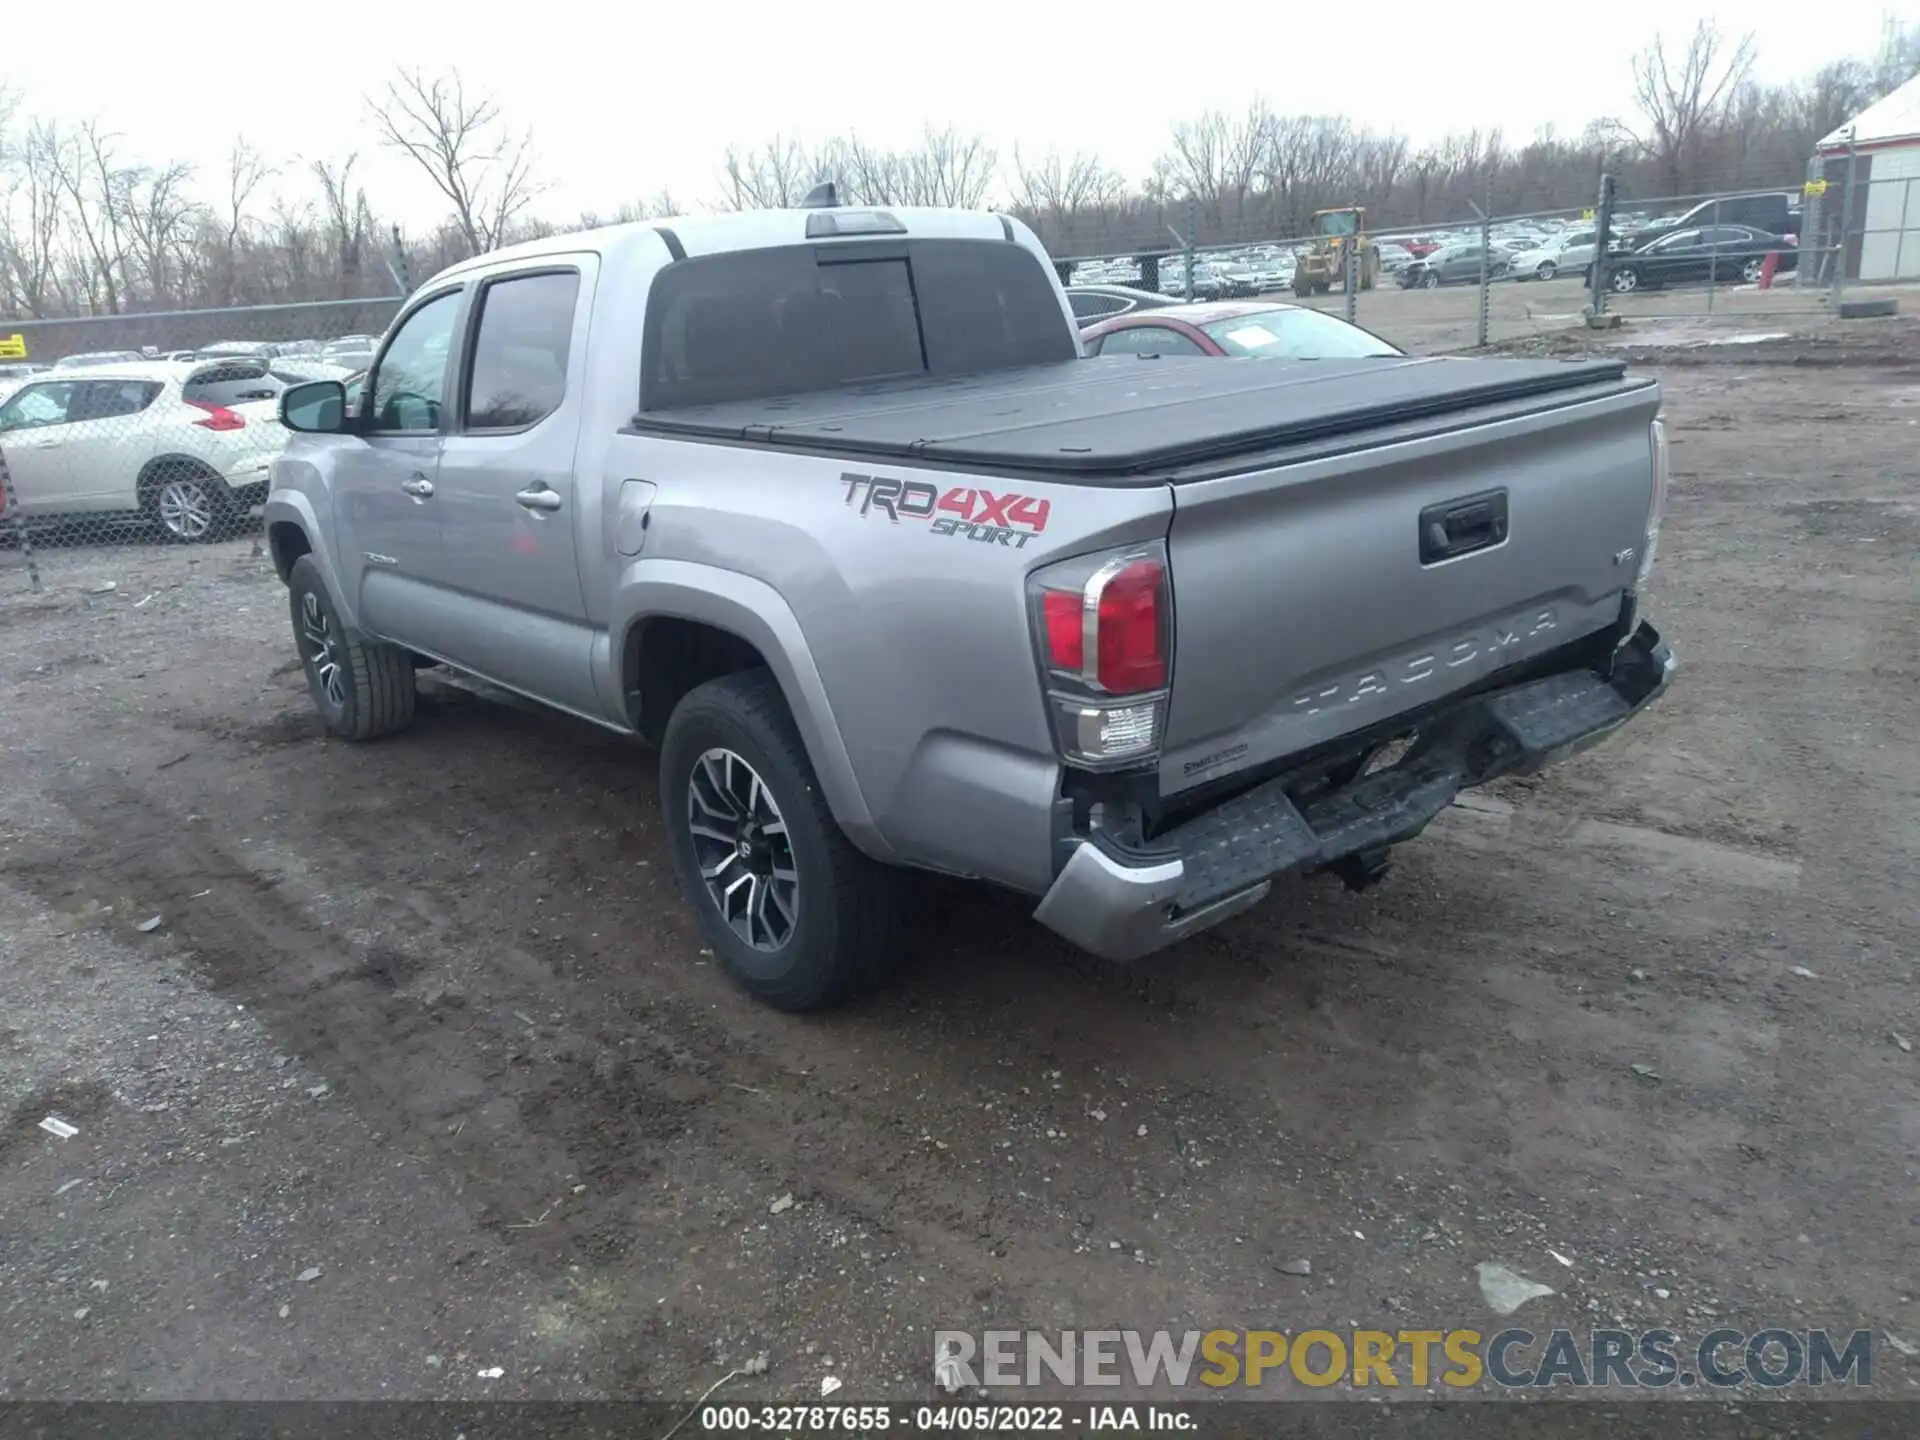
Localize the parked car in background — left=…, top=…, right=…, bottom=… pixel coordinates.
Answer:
left=1620, top=192, right=1801, bottom=248
left=1373, top=241, right=1418, bottom=274
left=321, top=336, right=378, bottom=367
left=1215, top=263, right=1262, bottom=298
left=0, top=361, right=50, bottom=400
left=1079, top=300, right=1404, bottom=359
left=199, top=340, right=283, bottom=360
left=1065, top=284, right=1178, bottom=330
left=267, top=359, right=358, bottom=386
left=1595, top=226, right=1798, bottom=293
left=1250, top=254, right=1297, bottom=290
left=1508, top=229, right=1598, bottom=281
left=1398, top=243, right=1511, bottom=289
left=52, top=351, right=146, bottom=370
left=0, top=358, right=292, bottom=540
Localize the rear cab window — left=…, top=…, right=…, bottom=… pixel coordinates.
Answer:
left=642, top=238, right=1074, bottom=410
left=462, top=270, right=581, bottom=430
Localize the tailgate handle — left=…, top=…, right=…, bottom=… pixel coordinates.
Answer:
left=1420, top=488, right=1509, bottom=564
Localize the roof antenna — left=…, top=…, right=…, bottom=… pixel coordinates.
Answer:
left=800, top=180, right=840, bottom=209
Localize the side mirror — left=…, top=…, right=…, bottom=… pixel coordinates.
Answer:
left=280, top=379, right=347, bottom=434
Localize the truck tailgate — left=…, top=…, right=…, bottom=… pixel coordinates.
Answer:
left=1159, top=372, right=1661, bottom=794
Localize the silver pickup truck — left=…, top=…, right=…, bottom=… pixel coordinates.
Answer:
left=264, top=198, right=1675, bottom=1011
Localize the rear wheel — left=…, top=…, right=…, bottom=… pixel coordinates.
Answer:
left=1740, top=257, right=1766, bottom=284
left=661, top=669, right=905, bottom=1011
left=141, top=460, right=231, bottom=543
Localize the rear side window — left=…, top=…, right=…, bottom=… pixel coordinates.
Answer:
left=1069, top=291, right=1129, bottom=321
left=185, top=362, right=278, bottom=409
left=72, top=380, right=162, bottom=421
left=642, top=239, right=1075, bottom=409
left=1094, top=326, right=1205, bottom=357
left=464, top=270, right=581, bottom=430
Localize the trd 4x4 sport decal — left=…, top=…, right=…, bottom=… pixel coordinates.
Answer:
left=843, top=472, right=1051, bottom=549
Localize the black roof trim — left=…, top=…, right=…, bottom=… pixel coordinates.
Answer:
left=653, top=226, right=687, bottom=262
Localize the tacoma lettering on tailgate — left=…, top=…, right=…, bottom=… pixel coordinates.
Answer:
left=843, top=472, right=1051, bottom=549
left=1291, top=608, right=1560, bottom=716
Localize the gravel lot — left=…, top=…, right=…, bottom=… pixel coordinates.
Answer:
left=2, top=312, right=1917, bottom=1408
left=1291, top=270, right=1920, bottom=353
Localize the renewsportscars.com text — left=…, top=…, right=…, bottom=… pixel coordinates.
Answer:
left=933, top=1327, right=1874, bottom=1391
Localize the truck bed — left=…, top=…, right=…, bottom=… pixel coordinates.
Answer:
left=630, top=353, right=1643, bottom=481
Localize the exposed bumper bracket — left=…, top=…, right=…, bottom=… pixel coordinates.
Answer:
left=1034, top=621, right=1676, bottom=961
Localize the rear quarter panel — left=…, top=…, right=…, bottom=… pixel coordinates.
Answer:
left=598, top=432, right=1172, bottom=893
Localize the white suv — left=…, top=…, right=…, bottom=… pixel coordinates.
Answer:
left=0, top=359, right=292, bottom=541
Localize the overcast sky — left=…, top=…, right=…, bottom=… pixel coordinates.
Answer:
left=6, top=2, right=1902, bottom=231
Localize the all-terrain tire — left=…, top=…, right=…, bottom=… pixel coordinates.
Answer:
left=660, top=668, right=905, bottom=1012
left=286, top=554, right=416, bottom=741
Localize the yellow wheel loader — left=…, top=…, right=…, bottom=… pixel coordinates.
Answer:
left=1292, top=207, right=1380, bottom=296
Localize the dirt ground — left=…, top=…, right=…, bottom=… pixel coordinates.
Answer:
left=1291, top=270, right=1920, bottom=354
left=2, top=314, right=1918, bottom=1410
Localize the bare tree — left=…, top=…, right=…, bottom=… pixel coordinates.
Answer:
left=1011, top=148, right=1125, bottom=252
left=40, top=121, right=139, bottom=313
left=1263, top=115, right=1366, bottom=234
left=1158, top=102, right=1271, bottom=234
left=3, top=121, right=69, bottom=316
left=313, top=154, right=372, bottom=293
left=897, top=126, right=997, bottom=207
left=368, top=68, right=541, bottom=255
left=1870, top=17, right=1920, bottom=95
left=1622, top=22, right=1756, bottom=196
left=210, top=140, right=274, bottom=304
left=718, top=135, right=824, bottom=209
left=6, top=22, right=1916, bottom=323
left=122, top=160, right=199, bottom=307
left=577, top=190, right=681, bottom=226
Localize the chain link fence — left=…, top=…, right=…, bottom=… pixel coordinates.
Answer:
left=1, top=298, right=400, bottom=592
left=7, top=178, right=1915, bottom=593
left=1059, top=173, right=1918, bottom=352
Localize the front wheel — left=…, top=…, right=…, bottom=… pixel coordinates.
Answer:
left=286, top=555, right=416, bottom=741
left=1421, top=270, right=1441, bottom=289
left=661, top=669, right=905, bottom=1011
left=1536, top=260, right=1558, bottom=281
left=1609, top=266, right=1640, bottom=293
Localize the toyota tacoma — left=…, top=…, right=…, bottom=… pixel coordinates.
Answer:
left=262, top=192, right=1676, bottom=1011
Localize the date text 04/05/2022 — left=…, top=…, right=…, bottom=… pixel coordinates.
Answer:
left=697, top=1402, right=1194, bottom=1432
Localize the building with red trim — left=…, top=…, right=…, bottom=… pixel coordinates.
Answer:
left=1815, top=72, right=1920, bottom=283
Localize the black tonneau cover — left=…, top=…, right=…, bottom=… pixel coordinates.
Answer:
left=629, top=353, right=1638, bottom=479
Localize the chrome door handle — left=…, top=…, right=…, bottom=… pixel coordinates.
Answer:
left=515, top=484, right=563, bottom=512
left=29, top=440, right=59, bottom=449
left=399, top=476, right=434, bottom=498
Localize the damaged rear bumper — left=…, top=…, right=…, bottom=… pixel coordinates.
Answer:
left=1033, top=621, right=1677, bottom=962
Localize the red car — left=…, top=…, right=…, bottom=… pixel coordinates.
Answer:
left=1078, top=300, right=1403, bottom=360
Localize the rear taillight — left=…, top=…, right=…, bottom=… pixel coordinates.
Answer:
left=1639, top=416, right=1668, bottom=587
left=186, top=398, right=246, bottom=431
left=1029, top=544, right=1172, bottom=770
